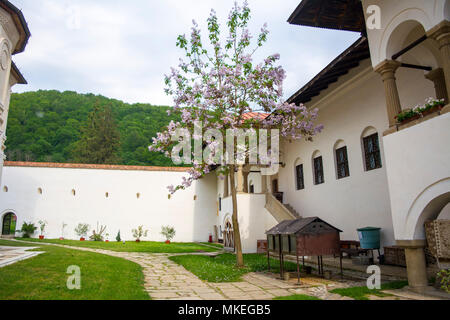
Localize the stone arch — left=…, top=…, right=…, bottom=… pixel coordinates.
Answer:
left=405, top=178, right=450, bottom=240
left=379, top=9, right=434, bottom=63
left=361, top=126, right=378, bottom=139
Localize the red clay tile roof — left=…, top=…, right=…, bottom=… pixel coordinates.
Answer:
left=241, top=112, right=270, bottom=120
left=4, top=161, right=190, bottom=172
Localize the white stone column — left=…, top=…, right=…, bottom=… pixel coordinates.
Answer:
left=374, top=60, right=402, bottom=128
left=428, top=21, right=450, bottom=103
left=425, top=68, right=449, bottom=104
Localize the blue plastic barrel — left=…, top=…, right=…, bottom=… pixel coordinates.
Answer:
left=357, top=227, right=381, bottom=249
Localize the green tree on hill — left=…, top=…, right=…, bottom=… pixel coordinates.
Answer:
left=72, top=104, right=121, bottom=164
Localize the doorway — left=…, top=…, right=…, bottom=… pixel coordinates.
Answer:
left=2, top=212, right=17, bottom=236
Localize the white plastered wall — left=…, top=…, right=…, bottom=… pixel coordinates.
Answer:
left=0, top=165, right=217, bottom=242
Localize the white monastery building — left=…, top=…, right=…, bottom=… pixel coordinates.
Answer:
left=1, top=0, right=450, bottom=292
left=0, top=0, right=28, bottom=185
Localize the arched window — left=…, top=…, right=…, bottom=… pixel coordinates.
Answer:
left=249, top=180, right=255, bottom=194
left=105, top=192, right=109, bottom=198
left=3, top=186, right=8, bottom=192
left=334, top=140, right=350, bottom=179
left=38, top=188, right=43, bottom=195
left=136, top=193, right=141, bottom=199
left=71, top=189, right=76, bottom=196
left=294, top=158, right=304, bottom=190
left=361, top=127, right=382, bottom=171
left=312, top=151, right=324, bottom=185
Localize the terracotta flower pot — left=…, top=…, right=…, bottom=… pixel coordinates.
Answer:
left=165, top=240, right=171, bottom=244
left=136, top=239, right=140, bottom=243
left=59, top=237, right=64, bottom=240
left=39, top=235, right=44, bottom=240
left=105, top=240, right=109, bottom=243
left=80, top=237, right=85, bottom=241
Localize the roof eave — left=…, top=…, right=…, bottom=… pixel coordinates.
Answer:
left=11, top=61, right=27, bottom=84
left=0, top=0, right=31, bottom=54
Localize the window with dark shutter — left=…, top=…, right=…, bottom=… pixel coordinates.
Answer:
left=363, top=133, right=382, bottom=171
left=295, top=164, right=304, bottom=190
left=313, top=156, right=324, bottom=185
left=336, top=146, right=350, bottom=179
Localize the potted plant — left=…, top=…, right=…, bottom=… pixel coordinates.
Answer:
left=418, top=97, right=445, bottom=117
left=20, top=222, right=37, bottom=238
left=60, top=222, right=67, bottom=240
left=38, top=220, right=47, bottom=240
left=74, top=223, right=89, bottom=241
left=161, top=226, right=176, bottom=244
left=395, top=108, right=421, bottom=125
left=132, top=226, right=148, bottom=243
left=89, top=222, right=107, bottom=242
left=105, top=233, right=110, bottom=243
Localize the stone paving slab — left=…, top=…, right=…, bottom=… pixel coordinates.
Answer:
left=0, top=246, right=44, bottom=268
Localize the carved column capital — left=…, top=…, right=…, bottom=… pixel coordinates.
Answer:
left=374, top=60, right=401, bottom=80
left=427, top=20, right=450, bottom=48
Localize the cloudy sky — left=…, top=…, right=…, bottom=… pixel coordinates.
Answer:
left=12, top=0, right=360, bottom=106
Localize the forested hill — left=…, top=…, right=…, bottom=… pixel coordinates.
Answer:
left=5, top=90, right=177, bottom=166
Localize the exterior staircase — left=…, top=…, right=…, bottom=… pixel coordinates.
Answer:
left=265, top=193, right=301, bottom=223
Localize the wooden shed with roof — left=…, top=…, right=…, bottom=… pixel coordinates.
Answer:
left=266, top=217, right=343, bottom=282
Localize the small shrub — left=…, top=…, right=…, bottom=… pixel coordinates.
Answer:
left=89, top=223, right=107, bottom=242
left=21, top=222, right=37, bottom=238
left=74, top=223, right=90, bottom=238
left=116, top=230, right=121, bottom=242
left=161, top=226, right=176, bottom=242
left=132, top=226, right=148, bottom=242
left=38, top=220, right=47, bottom=236
left=437, top=269, right=450, bottom=293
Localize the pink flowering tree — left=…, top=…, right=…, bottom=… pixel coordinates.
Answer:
left=150, top=2, right=323, bottom=267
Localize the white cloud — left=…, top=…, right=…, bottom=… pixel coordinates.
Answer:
left=12, top=0, right=359, bottom=105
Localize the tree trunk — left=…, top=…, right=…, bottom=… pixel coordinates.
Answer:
left=229, top=165, right=244, bottom=267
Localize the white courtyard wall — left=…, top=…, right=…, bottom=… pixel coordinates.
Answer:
left=0, top=165, right=217, bottom=242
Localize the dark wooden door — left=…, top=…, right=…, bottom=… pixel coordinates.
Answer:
left=2, top=213, right=16, bottom=235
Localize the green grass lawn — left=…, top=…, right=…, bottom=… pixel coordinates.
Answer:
left=0, top=239, right=37, bottom=247
left=273, top=294, right=321, bottom=300
left=330, top=281, right=409, bottom=300
left=169, top=253, right=300, bottom=282
left=17, top=238, right=219, bottom=253
left=200, top=242, right=224, bottom=248
left=0, top=239, right=149, bottom=300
